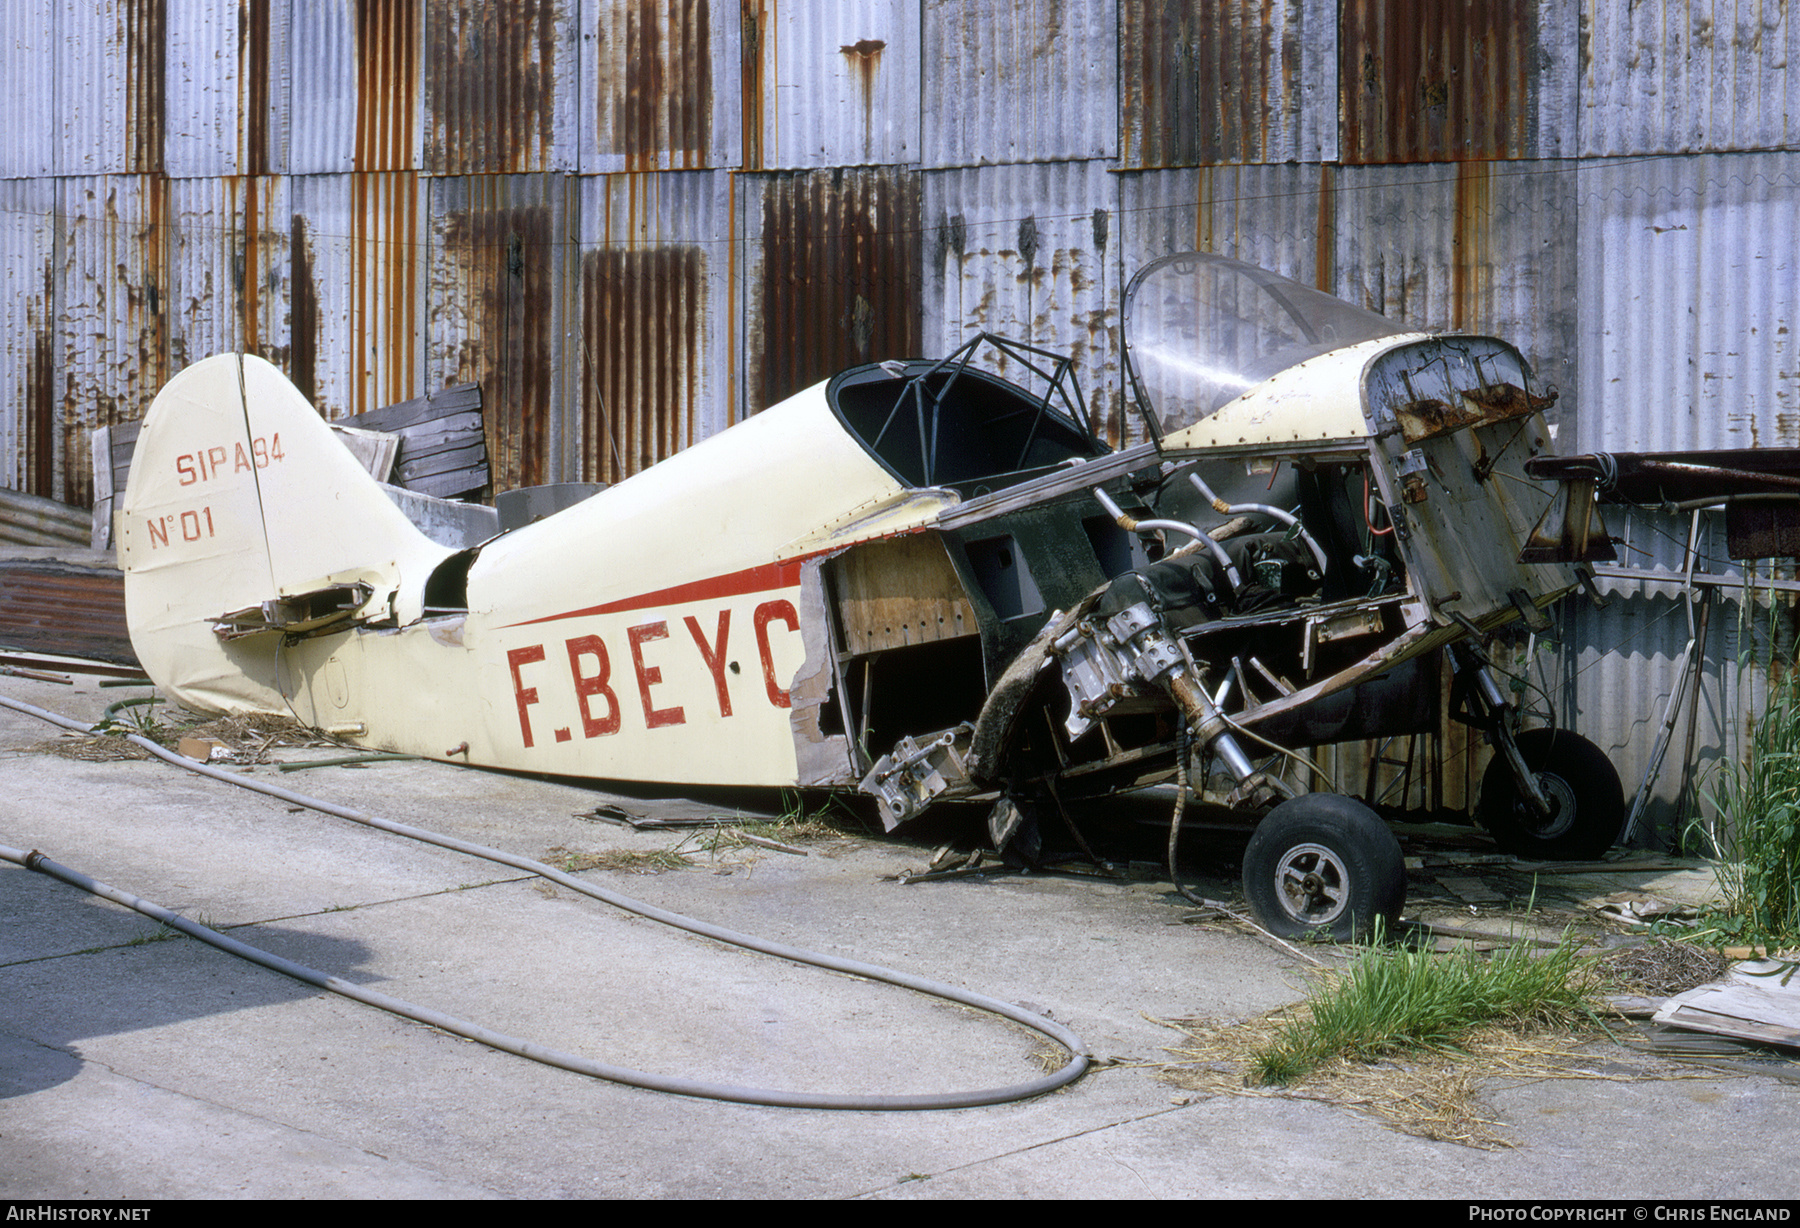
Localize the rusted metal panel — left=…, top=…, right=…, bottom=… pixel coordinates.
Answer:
left=1119, top=0, right=1336, bottom=168
left=289, top=0, right=360, bottom=173
left=54, top=175, right=171, bottom=508
left=425, top=0, right=578, bottom=175
left=1581, top=0, right=1798, bottom=157
left=289, top=172, right=427, bottom=421
left=743, top=167, right=923, bottom=417
left=428, top=173, right=575, bottom=491
left=583, top=0, right=738, bottom=171
left=1573, top=152, right=1800, bottom=457
left=739, top=0, right=919, bottom=169
left=0, top=487, right=91, bottom=548
left=0, top=561, right=137, bottom=666
left=1118, top=162, right=1330, bottom=290
left=0, top=1, right=54, bottom=177
left=922, top=160, right=1121, bottom=441
left=1339, top=0, right=1575, bottom=164
left=0, top=180, right=59, bottom=500
left=355, top=0, right=425, bottom=171
left=166, top=175, right=292, bottom=378
left=922, top=0, right=1117, bottom=167
left=67, top=0, right=167, bottom=175
left=166, top=0, right=285, bottom=176
left=578, top=170, right=733, bottom=484
left=3, top=0, right=166, bottom=176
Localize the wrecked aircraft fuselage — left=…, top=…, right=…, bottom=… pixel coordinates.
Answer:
left=120, top=254, right=1623, bottom=939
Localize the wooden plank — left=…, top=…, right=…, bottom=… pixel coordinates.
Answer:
left=832, top=534, right=977, bottom=653
left=343, top=383, right=481, bottom=433
left=394, top=443, right=488, bottom=480
left=341, top=385, right=488, bottom=498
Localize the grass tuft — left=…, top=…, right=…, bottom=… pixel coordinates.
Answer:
left=1251, top=928, right=1595, bottom=1086
left=1693, top=671, right=1800, bottom=949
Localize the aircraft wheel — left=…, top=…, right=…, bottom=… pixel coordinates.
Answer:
left=1478, top=729, right=1623, bottom=860
left=1241, top=794, right=1405, bottom=941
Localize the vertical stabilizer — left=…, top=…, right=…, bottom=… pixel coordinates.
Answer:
left=121, top=354, right=453, bottom=714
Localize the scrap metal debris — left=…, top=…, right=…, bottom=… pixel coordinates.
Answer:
left=1653, top=959, right=1800, bottom=1049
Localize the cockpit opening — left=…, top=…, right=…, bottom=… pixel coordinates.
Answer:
left=829, top=334, right=1109, bottom=496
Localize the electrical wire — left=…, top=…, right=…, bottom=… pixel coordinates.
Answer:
left=0, top=692, right=1090, bottom=1111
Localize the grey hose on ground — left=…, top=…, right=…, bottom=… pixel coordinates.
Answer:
left=1, top=692, right=1090, bottom=1110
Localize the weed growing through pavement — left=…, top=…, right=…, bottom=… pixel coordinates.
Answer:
left=1250, top=923, right=1598, bottom=1086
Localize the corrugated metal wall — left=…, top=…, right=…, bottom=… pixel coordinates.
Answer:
left=3, top=0, right=1797, bottom=835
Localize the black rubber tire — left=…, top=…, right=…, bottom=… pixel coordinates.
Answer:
left=1241, top=794, right=1406, bottom=941
left=1477, top=729, right=1624, bottom=860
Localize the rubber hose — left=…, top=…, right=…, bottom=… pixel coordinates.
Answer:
left=0, top=693, right=1089, bottom=1111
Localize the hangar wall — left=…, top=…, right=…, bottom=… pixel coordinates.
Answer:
left=2, top=0, right=1796, bottom=838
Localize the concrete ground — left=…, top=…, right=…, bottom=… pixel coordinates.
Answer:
left=3, top=674, right=1797, bottom=1201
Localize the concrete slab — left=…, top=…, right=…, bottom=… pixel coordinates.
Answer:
left=4, top=675, right=1799, bottom=1199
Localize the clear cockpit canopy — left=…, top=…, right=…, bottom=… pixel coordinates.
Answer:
left=1123, top=253, right=1408, bottom=438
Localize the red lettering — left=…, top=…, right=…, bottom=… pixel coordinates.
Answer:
left=180, top=509, right=201, bottom=541
left=207, top=446, right=228, bottom=477
left=271, top=433, right=284, bottom=461
left=565, top=635, right=620, bottom=738
left=176, top=455, right=197, bottom=486
left=253, top=437, right=269, bottom=468
left=753, top=600, right=800, bottom=709
left=684, top=612, right=733, bottom=718
left=234, top=442, right=252, bottom=473
left=507, top=644, right=547, bottom=748
left=627, top=622, right=686, bottom=729
left=148, top=517, right=169, bottom=548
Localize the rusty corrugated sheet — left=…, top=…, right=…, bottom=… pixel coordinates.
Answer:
left=0, top=1, right=53, bottom=177
left=289, top=0, right=359, bottom=173
left=586, top=0, right=732, bottom=172
left=740, top=0, right=919, bottom=169
left=747, top=167, right=922, bottom=415
left=0, top=0, right=165, bottom=176
left=0, top=180, right=58, bottom=499
left=429, top=173, right=573, bottom=491
left=0, top=561, right=137, bottom=667
left=1119, top=0, right=1333, bottom=168
left=922, top=160, right=1121, bottom=441
left=356, top=0, right=423, bottom=171
left=167, top=0, right=277, bottom=176
left=426, top=0, right=576, bottom=174
left=582, top=245, right=705, bottom=484
left=577, top=171, right=732, bottom=484
left=1339, top=0, right=1567, bottom=164
left=166, top=176, right=292, bottom=376
left=0, top=487, right=91, bottom=548
left=52, top=175, right=170, bottom=508
left=1572, top=152, right=1800, bottom=457
left=921, top=0, right=1116, bottom=167
left=1580, top=0, right=1798, bottom=157
left=288, top=172, right=426, bottom=421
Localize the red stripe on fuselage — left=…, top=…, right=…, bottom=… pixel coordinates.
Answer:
left=502, top=558, right=808, bottom=630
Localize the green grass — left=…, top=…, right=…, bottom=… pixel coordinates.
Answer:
left=1694, top=673, right=1800, bottom=949
left=1251, top=930, right=1595, bottom=1086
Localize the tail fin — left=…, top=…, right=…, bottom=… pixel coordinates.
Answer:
left=121, top=354, right=452, bottom=714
